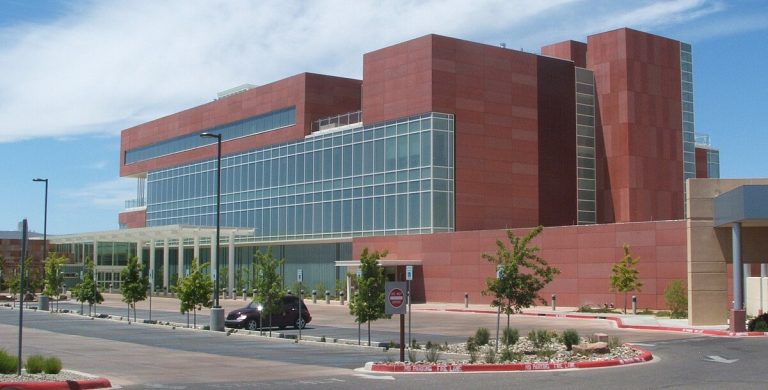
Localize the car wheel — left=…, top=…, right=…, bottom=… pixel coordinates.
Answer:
left=246, top=319, right=259, bottom=331
left=295, top=317, right=306, bottom=329
left=278, top=324, right=286, bottom=330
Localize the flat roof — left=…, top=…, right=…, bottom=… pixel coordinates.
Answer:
left=714, top=185, right=768, bottom=227
left=48, top=225, right=255, bottom=244
left=335, top=259, right=422, bottom=267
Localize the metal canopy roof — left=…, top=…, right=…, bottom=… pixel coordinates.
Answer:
left=714, top=185, right=768, bottom=227
left=335, top=259, right=423, bottom=267
left=48, top=225, right=256, bottom=244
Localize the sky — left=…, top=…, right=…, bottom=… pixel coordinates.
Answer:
left=0, top=0, right=766, bottom=235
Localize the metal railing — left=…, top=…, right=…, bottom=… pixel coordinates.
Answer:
left=124, top=199, right=146, bottom=209
left=311, top=111, right=362, bottom=132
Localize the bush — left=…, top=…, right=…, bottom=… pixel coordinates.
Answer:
left=528, top=329, right=552, bottom=349
left=500, top=348, right=522, bottom=362
left=425, top=345, right=441, bottom=363
left=0, top=348, right=18, bottom=374
left=561, top=329, right=579, bottom=351
left=501, top=327, right=519, bottom=347
left=484, top=347, right=497, bottom=364
left=748, top=313, right=768, bottom=331
left=664, top=280, right=688, bottom=318
left=407, top=348, right=418, bottom=363
left=466, top=336, right=478, bottom=363
left=474, top=327, right=490, bottom=346
left=25, top=354, right=46, bottom=374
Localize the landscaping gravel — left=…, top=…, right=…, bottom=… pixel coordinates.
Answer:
left=0, top=370, right=93, bottom=383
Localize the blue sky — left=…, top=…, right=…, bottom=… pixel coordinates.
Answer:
left=1, top=0, right=766, bottom=235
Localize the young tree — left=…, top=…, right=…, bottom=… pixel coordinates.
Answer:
left=482, top=226, right=560, bottom=330
left=0, top=255, right=6, bottom=292
left=42, top=253, right=66, bottom=298
left=121, top=256, right=149, bottom=322
left=174, top=260, right=213, bottom=328
left=253, top=248, right=285, bottom=333
left=72, top=257, right=104, bottom=316
left=610, top=244, right=643, bottom=314
left=664, top=280, right=688, bottom=319
left=349, top=248, right=388, bottom=346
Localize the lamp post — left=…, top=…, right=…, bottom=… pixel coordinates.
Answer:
left=33, top=178, right=49, bottom=311
left=32, top=178, right=48, bottom=262
left=200, top=132, right=224, bottom=331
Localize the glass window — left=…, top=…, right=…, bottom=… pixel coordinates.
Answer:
left=397, top=136, right=408, bottom=169
left=374, top=139, right=385, bottom=173
left=363, top=141, right=374, bottom=174
left=374, top=197, right=384, bottom=230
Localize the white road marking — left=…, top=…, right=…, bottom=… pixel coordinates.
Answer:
left=354, top=373, right=396, bottom=380
left=704, top=355, right=738, bottom=364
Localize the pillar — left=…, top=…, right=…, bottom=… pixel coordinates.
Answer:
left=149, top=239, right=156, bottom=294
left=228, top=232, right=235, bottom=298
left=731, top=222, right=746, bottom=332
left=193, top=235, right=200, bottom=264
left=177, top=236, right=184, bottom=280
left=162, top=239, right=170, bottom=290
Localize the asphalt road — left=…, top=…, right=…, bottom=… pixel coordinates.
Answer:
left=2, top=305, right=767, bottom=389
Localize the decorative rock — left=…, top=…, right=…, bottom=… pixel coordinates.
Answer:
left=572, top=342, right=610, bottom=354
left=594, top=333, right=609, bottom=343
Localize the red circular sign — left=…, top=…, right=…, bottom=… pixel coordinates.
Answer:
left=389, top=288, right=404, bottom=308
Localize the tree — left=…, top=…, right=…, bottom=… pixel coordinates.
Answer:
left=664, top=280, right=688, bottom=319
left=349, top=248, right=388, bottom=346
left=610, top=244, right=643, bottom=314
left=120, top=256, right=149, bottom=322
left=253, top=248, right=285, bottom=333
left=0, top=255, right=6, bottom=292
left=42, top=253, right=66, bottom=298
left=482, top=226, right=560, bottom=330
left=173, top=260, right=213, bottom=328
left=71, top=257, right=103, bottom=316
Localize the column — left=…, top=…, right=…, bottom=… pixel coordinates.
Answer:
left=93, top=241, right=99, bottom=284
left=177, top=236, right=184, bottom=280
left=137, top=240, right=143, bottom=264
left=193, top=235, right=200, bottom=264
left=228, top=232, right=235, bottom=298
left=733, top=223, right=743, bottom=310
left=162, top=239, right=170, bottom=291
left=149, top=239, right=156, bottom=294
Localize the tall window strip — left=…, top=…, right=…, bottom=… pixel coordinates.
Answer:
left=707, top=149, right=720, bottom=178
left=144, top=112, right=455, bottom=242
left=681, top=42, right=696, bottom=215
left=124, top=107, right=296, bottom=164
left=575, top=68, right=597, bottom=224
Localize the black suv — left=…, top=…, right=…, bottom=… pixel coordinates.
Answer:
left=225, top=295, right=311, bottom=330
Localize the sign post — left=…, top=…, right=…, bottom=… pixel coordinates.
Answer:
left=297, top=269, right=303, bottom=341
left=495, top=265, right=502, bottom=352
left=149, top=269, right=154, bottom=322
left=405, top=265, right=413, bottom=349
left=385, top=281, right=407, bottom=362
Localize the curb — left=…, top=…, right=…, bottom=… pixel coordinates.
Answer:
left=369, top=347, right=652, bottom=373
left=0, top=378, right=111, bottom=390
left=434, top=308, right=768, bottom=337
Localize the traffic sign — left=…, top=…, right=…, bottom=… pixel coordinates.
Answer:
left=496, top=265, right=503, bottom=279
left=385, top=281, right=407, bottom=315
left=356, top=268, right=362, bottom=278
left=405, top=265, right=413, bottom=281
left=297, top=268, right=303, bottom=282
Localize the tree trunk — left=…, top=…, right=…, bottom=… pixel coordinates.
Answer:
left=127, top=304, right=131, bottom=324
left=624, top=292, right=628, bottom=314
left=367, top=321, right=371, bottom=347
left=89, top=303, right=93, bottom=317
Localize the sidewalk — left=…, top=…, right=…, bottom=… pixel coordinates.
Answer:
left=87, top=293, right=766, bottom=337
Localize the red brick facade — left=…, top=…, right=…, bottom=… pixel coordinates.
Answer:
left=118, top=209, right=147, bottom=229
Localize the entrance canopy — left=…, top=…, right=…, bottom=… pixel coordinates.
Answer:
left=335, top=259, right=423, bottom=267
left=49, top=224, right=255, bottom=244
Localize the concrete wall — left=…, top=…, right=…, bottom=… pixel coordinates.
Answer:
left=746, top=277, right=768, bottom=316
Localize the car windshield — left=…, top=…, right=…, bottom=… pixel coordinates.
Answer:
left=245, top=301, right=263, bottom=309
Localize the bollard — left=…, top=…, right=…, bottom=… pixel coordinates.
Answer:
left=252, top=289, right=257, bottom=299
left=340, top=291, right=345, bottom=305
left=632, top=295, right=637, bottom=315
left=312, top=290, right=317, bottom=304
left=287, top=290, right=292, bottom=295
left=109, top=283, right=113, bottom=294
left=325, top=290, right=330, bottom=304
left=242, top=288, right=246, bottom=301
left=552, top=294, right=557, bottom=311
left=464, top=292, right=469, bottom=308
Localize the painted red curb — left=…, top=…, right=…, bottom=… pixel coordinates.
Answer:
left=0, top=377, right=111, bottom=390
left=370, top=347, right=653, bottom=373
left=435, top=308, right=768, bottom=337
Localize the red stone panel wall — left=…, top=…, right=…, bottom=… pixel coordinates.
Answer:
left=353, top=220, right=687, bottom=309
left=119, top=209, right=147, bottom=229
left=588, top=28, right=684, bottom=223
left=541, top=40, right=587, bottom=68
left=695, top=147, right=709, bottom=178
left=363, top=34, right=543, bottom=231
left=121, top=73, right=361, bottom=177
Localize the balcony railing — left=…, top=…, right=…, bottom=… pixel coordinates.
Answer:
left=311, top=111, right=362, bottom=132
left=124, top=199, right=146, bottom=209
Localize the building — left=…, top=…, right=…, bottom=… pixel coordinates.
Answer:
left=54, top=27, right=768, bottom=329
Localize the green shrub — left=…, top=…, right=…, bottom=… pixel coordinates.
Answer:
left=466, top=336, right=478, bottom=363
left=561, top=329, right=579, bottom=351
left=484, top=347, right=497, bottom=363
left=500, top=348, right=522, bottom=362
left=501, top=327, right=519, bottom=347
left=425, top=340, right=433, bottom=350
left=25, top=354, right=46, bottom=374
left=664, top=280, right=688, bottom=318
left=474, top=327, right=490, bottom=346
left=407, top=348, right=418, bottom=363
left=411, top=338, right=420, bottom=349
left=748, top=313, right=768, bottom=331
left=655, top=310, right=671, bottom=317
left=0, top=348, right=18, bottom=374
left=528, top=329, right=551, bottom=349
left=425, top=345, right=441, bottom=363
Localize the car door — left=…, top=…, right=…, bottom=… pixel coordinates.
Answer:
left=281, top=296, right=299, bottom=327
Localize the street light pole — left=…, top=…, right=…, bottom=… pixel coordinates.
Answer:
left=32, top=178, right=48, bottom=262
left=200, top=132, right=224, bottom=331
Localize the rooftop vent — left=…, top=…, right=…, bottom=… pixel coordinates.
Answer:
left=216, top=84, right=256, bottom=100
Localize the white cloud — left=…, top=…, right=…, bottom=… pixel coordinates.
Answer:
left=61, top=178, right=135, bottom=209
left=0, top=0, right=736, bottom=143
